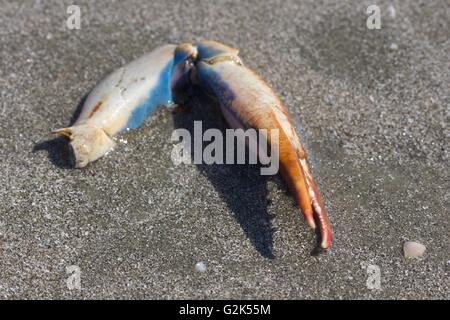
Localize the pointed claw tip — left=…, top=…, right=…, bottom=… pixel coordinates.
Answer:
left=321, top=240, right=331, bottom=250
left=304, top=208, right=316, bottom=229
left=52, top=128, right=72, bottom=139
left=320, top=230, right=332, bottom=250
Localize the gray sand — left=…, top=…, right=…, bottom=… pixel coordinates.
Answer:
left=0, top=0, right=448, bottom=299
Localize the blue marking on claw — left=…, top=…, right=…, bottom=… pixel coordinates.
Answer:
left=126, top=58, right=174, bottom=130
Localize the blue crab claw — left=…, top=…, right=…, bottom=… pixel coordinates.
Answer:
left=54, top=44, right=178, bottom=167
left=189, top=40, right=332, bottom=249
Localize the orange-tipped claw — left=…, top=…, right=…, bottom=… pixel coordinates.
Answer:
left=280, top=152, right=332, bottom=249
left=276, top=114, right=331, bottom=249
left=301, top=159, right=332, bottom=249
left=277, top=124, right=334, bottom=249
left=187, top=40, right=332, bottom=250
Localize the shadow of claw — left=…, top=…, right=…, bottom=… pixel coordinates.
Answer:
left=32, top=136, right=75, bottom=169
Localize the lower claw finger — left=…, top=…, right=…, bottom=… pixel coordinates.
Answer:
left=312, top=198, right=332, bottom=249
left=319, top=221, right=332, bottom=249
left=303, top=207, right=316, bottom=230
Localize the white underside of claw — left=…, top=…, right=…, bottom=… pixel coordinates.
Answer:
left=54, top=44, right=176, bottom=167
left=75, top=44, right=176, bottom=135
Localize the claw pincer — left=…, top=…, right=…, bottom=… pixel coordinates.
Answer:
left=175, top=41, right=332, bottom=249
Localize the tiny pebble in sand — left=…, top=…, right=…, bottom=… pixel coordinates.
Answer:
left=195, top=262, right=206, bottom=273
left=403, top=241, right=426, bottom=258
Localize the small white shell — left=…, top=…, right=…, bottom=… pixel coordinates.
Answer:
left=403, top=241, right=426, bottom=258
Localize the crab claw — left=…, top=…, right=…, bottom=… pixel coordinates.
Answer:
left=188, top=40, right=332, bottom=249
